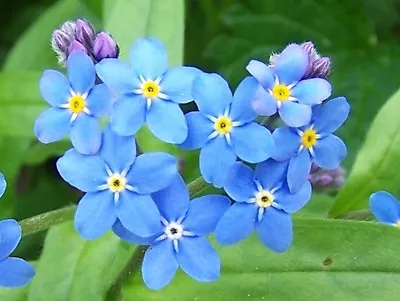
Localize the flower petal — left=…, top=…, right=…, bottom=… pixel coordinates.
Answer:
left=116, top=191, right=162, bottom=237
left=246, top=60, right=274, bottom=89
left=95, top=58, right=138, bottom=93
left=161, top=66, right=201, bottom=103
left=127, top=152, right=177, bottom=194
left=292, top=78, right=331, bottom=105
left=56, top=149, right=108, bottom=192
left=146, top=100, right=188, bottom=144
left=0, top=257, right=35, bottom=288
left=112, top=220, right=155, bottom=245
left=129, top=37, right=168, bottom=79
left=257, top=207, right=293, bottom=252
left=74, top=191, right=116, bottom=239
left=215, top=202, right=257, bottom=245
left=314, top=135, right=347, bottom=169
left=279, top=101, right=311, bottom=128
left=152, top=174, right=189, bottom=222
left=39, top=70, right=70, bottom=106
left=70, top=114, right=102, bottom=155
left=180, top=112, right=213, bottom=150
left=272, top=127, right=300, bottom=161
left=177, top=237, right=220, bottom=282
left=254, top=159, right=289, bottom=190
left=200, top=136, right=237, bottom=188
left=67, top=51, right=95, bottom=94
left=142, top=240, right=178, bottom=290
left=369, top=191, right=400, bottom=224
left=183, top=195, right=230, bottom=236
left=0, top=220, right=21, bottom=261
left=274, top=181, right=312, bottom=213
left=312, top=97, right=350, bottom=134
left=86, top=83, right=112, bottom=117
left=287, top=150, right=312, bottom=193
left=224, top=162, right=257, bottom=203
left=0, top=172, right=6, bottom=198
left=34, top=108, right=71, bottom=143
left=252, top=86, right=277, bottom=116
left=192, top=73, right=232, bottom=117
left=231, top=123, right=274, bottom=163
left=110, top=95, right=146, bottom=136
left=229, top=76, right=258, bottom=123
left=274, top=44, right=308, bottom=84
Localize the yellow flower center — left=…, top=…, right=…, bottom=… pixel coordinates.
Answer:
left=272, top=84, right=291, bottom=101
left=214, top=116, right=232, bottom=135
left=107, top=174, right=127, bottom=192
left=301, top=129, right=317, bottom=148
left=141, top=81, right=160, bottom=99
left=256, top=191, right=274, bottom=208
left=68, top=95, right=86, bottom=113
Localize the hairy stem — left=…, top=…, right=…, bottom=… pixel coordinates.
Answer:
left=335, top=209, right=373, bottom=221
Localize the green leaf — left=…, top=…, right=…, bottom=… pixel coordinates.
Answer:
left=24, top=141, right=71, bottom=165
left=123, top=218, right=400, bottom=300
left=329, top=88, right=400, bottom=217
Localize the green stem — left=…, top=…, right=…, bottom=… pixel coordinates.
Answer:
left=335, top=209, right=373, bottom=221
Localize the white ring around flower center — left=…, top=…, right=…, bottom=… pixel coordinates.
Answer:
left=165, top=222, right=183, bottom=240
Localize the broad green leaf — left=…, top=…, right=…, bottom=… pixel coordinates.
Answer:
left=124, top=218, right=400, bottom=300
left=24, top=141, right=71, bottom=165
left=329, top=88, right=400, bottom=217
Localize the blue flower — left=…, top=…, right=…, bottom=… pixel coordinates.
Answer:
left=95, top=37, right=200, bottom=144
left=56, top=125, right=178, bottom=240
left=273, top=97, right=349, bottom=193
left=215, top=160, right=311, bottom=252
left=180, top=73, right=275, bottom=188
left=247, top=44, right=332, bottom=127
left=113, top=175, right=230, bottom=290
left=370, top=191, right=400, bottom=227
left=35, top=51, right=111, bottom=155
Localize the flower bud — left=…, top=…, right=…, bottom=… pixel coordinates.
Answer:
left=308, top=164, right=346, bottom=193
left=68, top=41, right=88, bottom=55
left=93, top=32, right=119, bottom=61
left=75, top=19, right=95, bottom=50
left=310, top=57, right=331, bottom=78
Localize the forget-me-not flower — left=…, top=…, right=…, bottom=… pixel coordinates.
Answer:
left=56, top=126, right=177, bottom=240
left=273, top=97, right=349, bottom=193
left=247, top=44, right=332, bottom=127
left=180, top=73, right=275, bottom=188
left=113, top=175, right=230, bottom=290
left=35, top=51, right=111, bottom=155
left=95, top=37, right=200, bottom=144
left=215, top=160, right=311, bottom=252
left=370, top=191, right=400, bottom=227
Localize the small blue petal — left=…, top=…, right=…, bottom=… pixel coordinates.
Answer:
left=256, top=207, right=293, bottom=252
left=224, top=162, right=257, bottom=203
left=110, top=95, right=146, bottom=136
left=74, top=191, right=116, bottom=240
left=279, top=101, right=311, bottom=128
left=177, top=237, right=220, bottom=282
left=291, top=78, right=332, bottom=105
left=287, top=150, right=312, bottom=193
left=272, top=127, right=300, bottom=161
left=200, top=137, right=237, bottom=188
left=231, top=123, right=274, bottom=163
left=216, top=202, right=257, bottom=245
left=180, top=112, right=213, bottom=150
left=274, top=181, right=312, bottom=214
left=142, top=240, right=178, bottom=290
left=127, top=152, right=177, bottom=194
left=0, top=257, right=35, bottom=288
left=100, top=125, right=136, bottom=172
left=152, top=174, right=189, bottom=222
left=0, top=220, right=21, bottom=261
left=70, top=114, right=102, bottom=155
left=192, top=73, right=232, bottom=117
left=369, top=191, right=400, bottom=225
left=312, top=97, right=350, bottom=134
left=86, top=84, right=112, bottom=117
left=39, top=70, right=70, bottom=106
left=183, top=195, right=230, bottom=236
left=129, top=37, right=168, bottom=79
left=56, top=149, right=108, bottom=192
left=67, top=51, right=95, bottom=94
left=146, top=100, right=188, bottom=144
left=254, top=159, right=289, bottom=190
left=246, top=60, right=274, bottom=89
left=314, top=135, right=347, bottom=169
left=95, top=58, right=138, bottom=93
left=161, top=66, right=201, bottom=103
left=252, top=86, right=277, bottom=116
left=229, top=76, right=258, bottom=123
left=0, top=172, right=6, bottom=198
left=112, top=220, right=155, bottom=245
left=116, top=191, right=162, bottom=237
left=34, top=108, right=71, bottom=143
left=274, top=44, right=308, bottom=84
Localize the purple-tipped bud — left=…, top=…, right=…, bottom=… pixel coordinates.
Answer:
left=68, top=41, right=87, bottom=55
left=310, top=57, right=331, bottom=78
left=75, top=19, right=95, bottom=49
left=308, top=165, right=346, bottom=193
left=93, top=32, right=119, bottom=61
